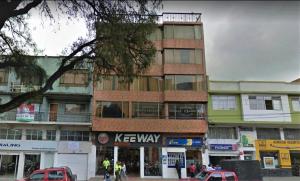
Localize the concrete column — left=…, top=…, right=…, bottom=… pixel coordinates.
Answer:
left=40, top=152, right=45, bottom=169
left=201, top=150, right=209, bottom=166
left=280, top=128, right=285, bottom=140
left=113, top=146, right=118, bottom=177
left=140, top=147, right=144, bottom=178
left=17, top=152, right=24, bottom=179
left=88, top=145, right=97, bottom=179
left=165, top=103, right=169, bottom=119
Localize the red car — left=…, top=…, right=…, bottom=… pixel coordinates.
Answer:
left=17, top=167, right=77, bottom=181
left=182, top=170, right=238, bottom=181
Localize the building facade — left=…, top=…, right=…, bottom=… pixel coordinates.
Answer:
left=0, top=56, right=95, bottom=181
left=92, top=13, right=208, bottom=179
left=207, top=80, right=300, bottom=176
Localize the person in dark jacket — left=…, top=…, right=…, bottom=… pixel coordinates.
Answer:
left=175, top=160, right=181, bottom=179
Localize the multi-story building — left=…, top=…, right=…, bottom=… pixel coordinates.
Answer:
left=92, top=13, right=208, bottom=179
left=0, top=56, right=95, bottom=181
left=207, top=79, right=300, bottom=176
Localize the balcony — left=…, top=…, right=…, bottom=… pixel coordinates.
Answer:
left=10, top=82, right=41, bottom=93
left=0, top=111, right=91, bottom=123
left=157, top=13, right=201, bottom=23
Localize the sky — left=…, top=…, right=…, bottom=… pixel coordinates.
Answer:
left=27, top=1, right=300, bottom=82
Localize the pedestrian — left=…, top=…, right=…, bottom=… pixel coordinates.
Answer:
left=189, top=163, right=196, bottom=178
left=207, top=164, right=215, bottom=171
left=114, top=161, right=122, bottom=181
left=175, top=160, right=181, bottom=179
left=121, top=162, right=127, bottom=180
left=196, top=161, right=201, bottom=173
left=103, top=157, right=110, bottom=179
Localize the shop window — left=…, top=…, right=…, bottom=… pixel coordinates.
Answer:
left=284, top=129, right=300, bottom=140
left=144, top=147, right=162, bottom=176
left=0, top=69, right=8, bottom=84
left=60, top=70, right=88, bottom=86
left=164, top=25, right=202, bottom=40
left=132, top=76, right=163, bottom=92
left=249, top=96, right=282, bottom=110
left=291, top=97, right=300, bottom=111
left=169, top=103, right=206, bottom=119
left=24, top=154, right=40, bottom=177
left=60, top=130, right=89, bottom=141
left=132, top=102, right=164, bottom=119
left=212, top=95, right=236, bottom=110
left=164, top=49, right=202, bottom=64
left=167, top=152, right=185, bottom=168
left=260, top=151, right=279, bottom=169
left=96, top=146, right=114, bottom=175
left=96, top=76, right=129, bottom=91
left=0, top=128, right=22, bottom=140
left=208, top=173, right=222, bottom=181
left=256, top=128, right=281, bottom=140
left=208, top=127, right=237, bottom=139
left=64, top=103, right=86, bottom=113
left=165, top=75, right=205, bottom=91
left=26, top=129, right=43, bottom=140
left=96, top=101, right=129, bottom=118
left=46, top=130, right=56, bottom=141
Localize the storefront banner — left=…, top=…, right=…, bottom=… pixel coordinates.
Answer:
left=210, top=144, right=238, bottom=151
left=16, top=103, right=35, bottom=122
left=256, top=140, right=300, bottom=150
left=0, top=140, right=57, bottom=151
left=97, top=132, right=162, bottom=146
left=166, top=138, right=203, bottom=147
left=240, top=131, right=255, bottom=147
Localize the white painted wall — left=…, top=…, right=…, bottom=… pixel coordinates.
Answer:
left=162, top=147, right=187, bottom=179
left=241, top=94, right=291, bottom=122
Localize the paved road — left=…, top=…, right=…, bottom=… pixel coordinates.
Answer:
left=89, top=176, right=300, bottom=181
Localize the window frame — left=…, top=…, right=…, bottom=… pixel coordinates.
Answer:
left=0, top=128, right=22, bottom=140
left=60, top=130, right=89, bottom=141
left=249, top=95, right=282, bottom=111
left=132, top=102, right=164, bottom=119
left=96, top=101, right=129, bottom=118
left=0, top=69, right=8, bottom=84
left=212, top=95, right=237, bottom=110
left=60, top=70, right=88, bottom=86
left=164, top=75, right=205, bottom=91
left=291, top=97, right=300, bottom=112
left=46, top=130, right=56, bottom=141
left=64, top=103, right=86, bottom=113
left=26, top=129, right=43, bottom=140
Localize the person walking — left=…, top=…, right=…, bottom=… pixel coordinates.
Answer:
left=103, top=158, right=111, bottom=179
left=175, top=160, right=181, bottom=179
left=121, top=162, right=127, bottom=180
left=189, top=163, right=196, bottom=178
left=114, top=161, right=122, bottom=181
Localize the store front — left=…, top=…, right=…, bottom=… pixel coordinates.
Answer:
left=95, top=132, right=203, bottom=179
left=208, top=144, right=240, bottom=166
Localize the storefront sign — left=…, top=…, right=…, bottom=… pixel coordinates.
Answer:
left=16, top=103, right=35, bottom=122
left=263, top=157, right=276, bottom=169
left=0, top=140, right=57, bottom=151
left=256, top=140, right=300, bottom=150
left=167, top=138, right=203, bottom=147
left=210, top=144, right=238, bottom=151
left=240, top=131, right=255, bottom=147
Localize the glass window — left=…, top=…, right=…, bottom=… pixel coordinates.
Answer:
left=60, top=70, right=88, bottom=86
left=208, top=173, right=222, bottom=181
left=284, top=129, right=300, bottom=140
left=30, top=172, right=45, bottom=181
left=26, top=129, right=43, bottom=140
left=60, top=130, right=89, bottom=141
left=169, top=103, right=206, bottom=119
left=144, top=147, right=162, bottom=176
left=132, top=77, right=163, bottom=92
left=154, top=51, right=163, bottom=65
left=148, top=28, right=162, bottom=41
left=224, top=172, right=235, bottom=181
left=0, top=69, right=8, bottom=84
left=291, top=97, right=300, bottom=111
left=212, top=95, right=236, bottom=110
left=64, top=104, right=86, bottom=113
left=96, top=76, right=129, bottom=91
left=165, top=75, right=205, bottom=91
left=132, top=102, right=164, bottom=119
left=167, top=152, right=185, bottom=168
left=256, top=128, right=281, bottom=140
left=48, top=170, right=64, bottom=180
left=96, top=101, right=129, bottom=118
left=164, top=49, right=202, bottom=64
left=46, top=130, right=56, bottom=141
left=0, top=129, right=22, bottom=140
left=164, top=25, right=201, bottom=40
left=208, top=127, right=237, bottom=139
left=249, top=96, right=282, bottom=110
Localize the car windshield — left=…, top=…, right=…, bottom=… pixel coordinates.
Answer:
left=196, top=171, right=209, bottom=181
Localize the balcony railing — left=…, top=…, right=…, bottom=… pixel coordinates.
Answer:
left=10, top=82, right=41, bottom=93
left=158, top=12, right=201, bottom=23
left=0, top=111, right=91, bottom=123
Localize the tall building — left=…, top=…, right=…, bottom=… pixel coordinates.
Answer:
left=92, top=13, right=208, bottom=179
left=207, top=79, right=300, bottom=176
left=0, top=56, right=94, bottom=181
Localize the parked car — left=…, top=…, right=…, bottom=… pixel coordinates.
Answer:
left=181, top=170, right=238, bottom=181
left=17, top=167, right=77, bottom=181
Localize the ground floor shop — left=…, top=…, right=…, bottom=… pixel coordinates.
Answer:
left=95, top=132, right=204, bottom=179
left=0, top=139, right=95, bottom=181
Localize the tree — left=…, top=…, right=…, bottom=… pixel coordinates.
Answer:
left=0, top=0, right=160, bottom=113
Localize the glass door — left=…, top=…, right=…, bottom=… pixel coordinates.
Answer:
left=0, top=155, right=19, bottom=181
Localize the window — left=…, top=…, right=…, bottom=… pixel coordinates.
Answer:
left=30, top=172, right=45, bottom=181
left=60, top=70, right=88, bottom=86
left=208, top=127, right=237, bottom=139
left=164, top=49, right=202, bottom=64
left=167, top=152, right=185, bottom=168
left=224, top=172, right=235, bottom=181
left=164, top=25, right=202, bottom=40
left=284, top=129, right=300, bottom=140
left=147, top=28, right=162, bottom=41
left=249, top=96, right=282, bottom=110
left=26, top=129, right=43, bottom=140
left=291, top=97, right=300, bottom=111
left=96, top=101, right=129, bottom=118
left=256, top=128, right=281, bottom=140
left=154, top=51, right=162, bottom=65
left=46, top=130, right=56, bottom=141
left=64, top=104, right=86, bottom=113
left=60, top=130, right=89, bottom=141
left=0, top=129, right=22, bottom=140
left=48, top=170, right=64, bottom=180
left=133, top=76, right=163, bottom=92
left=208, top=173, right=222, bottom=181
left=132, top=102, right=164, bottom=119
left=212, top=95, right=236, bottom=110
left=0, top=69, right=8, bottom=84
left=165, top=75, right=205, bottom=91
left=96, top=76, right=129, bottom=91
left=168, top=103, right=206, bottom=119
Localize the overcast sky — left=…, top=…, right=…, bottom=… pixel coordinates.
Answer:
left=28, top=1, right=300, bottom=82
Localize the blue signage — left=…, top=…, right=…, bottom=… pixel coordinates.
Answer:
left=210, top=144, right=238, bottom=151
left=167, top=138, right=203, bottom=147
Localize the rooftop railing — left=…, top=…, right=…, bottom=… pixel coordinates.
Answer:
left=158, top=12, right=201, bottom=23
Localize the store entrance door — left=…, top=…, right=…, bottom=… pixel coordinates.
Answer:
left=0, top=155, right=19, bottom=181
left=118, top=147, right=140, bottom=177
left=290, top=151, right=300, bottom=176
